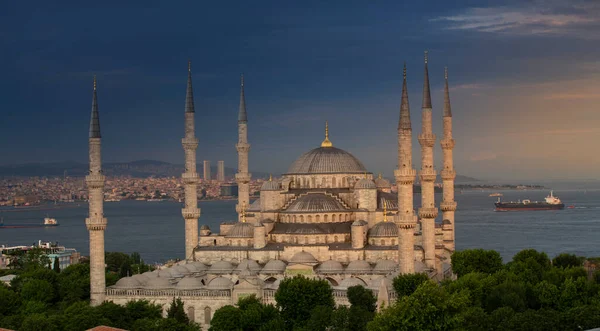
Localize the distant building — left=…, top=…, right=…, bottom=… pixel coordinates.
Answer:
left=0, top=240, right=80, bottom=271
left=217, top=161, right=225, bottom=182
left=203, top=160, right=211, bottom=181
left=220, top=183, right=238, bottom=197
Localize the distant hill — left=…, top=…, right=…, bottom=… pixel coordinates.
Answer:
left=0, top=160, right=269, bottom=179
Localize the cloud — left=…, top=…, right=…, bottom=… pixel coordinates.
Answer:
left=433, top=1, right=600, bottom=39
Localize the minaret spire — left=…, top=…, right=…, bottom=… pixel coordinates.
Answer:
left=181, top=61, right=201, bottom=259
left=86, top=76, right=107, bottom=306
left=236, top=74, right=252, bottom=221
left=440, top=66, right=457, bottom=253
left=321, top=120, right=333, bottom=147
left=238, top=74, right=247, bottom=122
left=395, top=62, right=418, bottom=274
left=443, top=67, right=452, bottom=117
left=422, top=51, right=432, bottom=109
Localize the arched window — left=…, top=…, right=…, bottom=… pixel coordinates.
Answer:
left=381, top=239, right=386, bottom=246
left=187, top=306, right=195, bottom=322
left=204, top=307, right=211, bottom=325
left=316, top=215, right=320, bottom=222
left=334, top=235, right=338, bottom=243
left=345, top=214, right=349, bottom=221
left=332, top=177, right=337, bottom=187
left=304, top=236, right=308, bottom=244
left=300, top=215, right=304, bottom=223
left=308, top=215, right=312, bottom=222
left=332, top=214, right=337, bottom=222
left=293, top=215, right=297, bottom=222
left=392, top=239, right=396, bottom=245
left=237, top=240, right=241, bottom=246
left=324, top=214, right=328, bottom=222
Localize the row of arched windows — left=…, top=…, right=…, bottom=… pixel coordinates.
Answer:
left=281, top=214, right=351, bottom=223
left=273, top=234, right=350, bottom=244
left=290, top=176, right=362, bottom=189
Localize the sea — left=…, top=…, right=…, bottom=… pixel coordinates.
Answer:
left=1, top=189, right=599, bottom=264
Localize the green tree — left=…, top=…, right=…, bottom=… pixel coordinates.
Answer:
left=53, top=257, right=61, bottom=273
left=130, top=252, right=142, bottom=264
left=392, top=273, right=429, bottom=297
left=96, top=301, right=130, bottom=329
left=451, top=249, right=503, bottom=277
left=0, top=286, right=22, bottom=316
left=304, top=305, right=333, bottom=331
left=21, top=279, right=55, bottom=303
left=105, top=252, right=131, bottom=273
left=330, top=306, right=351, bottom=331
left=347, top=285, right=377, bottom=312
left=62, top=301, right=110, bottom=331
left=552, top=253, right=583, bottom=268
left=274, top=275, right=335, bottom=329
left=125, top=300, right=163, bottom=321
left=21, top=300, right=48, bottom=314
left=57, top=263, right=90, bottom=305
left=20, top=313, right=56, bottom=331
left=167, top=297, right=190, bottom=325
left=209, top=305, right=242, bottom=331
left=22, top=247, right=51, bottom=270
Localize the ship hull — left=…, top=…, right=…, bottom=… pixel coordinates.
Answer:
left=494, top=202, right=564, bottom=211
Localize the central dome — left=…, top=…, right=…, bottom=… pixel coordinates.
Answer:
left=286, top=147, right=367, bottom=174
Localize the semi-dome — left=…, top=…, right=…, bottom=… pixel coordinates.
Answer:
left=355, top=178, right=376, bottom=189
left=261, top=260, right=287, bottom=273
left=226, top=222, right=254, bottom=238
left=373, top=259, right=397, bottom=274
left=290, top=251, right=318, bottom=264
left=235, top=259, right=262, bottom=273
left=145, top=277, right=173, bottom=289
left=286, top=147, right=367, bottom=174
left=113, top=277, right=142, bottom=289
left=176, top=276, right=205, bottom=290
left=209, top=261, right=235, bottom=274
left=338, top=277, right=367, bottom=289
left=284, top=193, right=347, bottom=213
left=345, top=260, right=372, bottom=274
left=369, top=222, right=398, bottom=237
left=207, top=276, right=234, bottom=290
left=317, top=260, right=344, bottom=274
left=374, top=175, right=391, bottom=189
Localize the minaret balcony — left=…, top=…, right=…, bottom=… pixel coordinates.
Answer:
left=394, top=168, right=416, bottom=184
left=396, top=213, right=418, bottom=228
left=235, top=173, right=252, bottom=183
left=440, top=169, right=456, bottom=181
left=181, top=138, right=198, bottom=149
left=440, top=201, right=457, bottom=212
left=182, top=208, right=201, bottom=219
left=440, top=139, right=455, bottom=149
left=86, top=217, right=107, bottom=231
left=418, top=133, right=436, bottom=147
left=418, top=207, right=438, bottom=219
left=236, top=143, right=250, bottom=152
left=182, top=172, right=199, bottom=184
left=86, top=174, right=105, bottom=188
left=419, top=169, right=437, bottom=182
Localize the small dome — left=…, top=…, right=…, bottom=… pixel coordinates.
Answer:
left=157, top=269, right=174, bottom=278
left=369, top=222, right=398, bottom=237
left=226, top=222, right=254, bottom=238
left=168, top=268, right=185, bottom=278
left=200, top=225, right=210, bottom=230
left=338, top=277, right=367, bottom=289
left=374, top=176, right=391, bottom=189
left=176, top=276, right=205, bottom=290
left=191, top=261, right=208, bottom=271
left=209, top=260, right=235, bottom=274
left=131, top=274, right=149, bottom=285
left=182, top=263, right=202, bottom=273
left=173, top=265, right=192, bottom=275
left=373, top=260, right=397, bottom=274
left=345, top=260, right=372, bottom=274
left=261, top=179, right=280, bottom=191
left=261, top=260, right=287, bottom=273
left=145, top=277, right=173, bottom=289
left=368, top=277, right=393, bottom=291
left=207, top=276, right=234, bottom=290
left=317, top=260, right=344, bottom=274
left=235, top=259, right=262, bottom=273
left=254, top=221, right=264, bottom=228
left=352, top=220, right=368, bottom=226
left=142, top=271, right=158, bottom=278
left=290, top=251, right=318, bottom=264
left=355, top=178, right=376, bottom=189
left=113, top=277, right=142, bottom=289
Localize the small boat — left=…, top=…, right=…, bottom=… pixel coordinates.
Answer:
left=489, top=193, right=503, bottom=197
left=44, top=217, right=59, bottom=226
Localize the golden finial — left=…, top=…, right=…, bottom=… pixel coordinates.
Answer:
left=364, top=172, right=368, bottom=179
left=424, top=50, right=428, bottom=64
left=188, top=60, right=191, bottom=72
left=321, top=120, right=333, bottom=147
left=241, top=74, right=244, bottom=87
left=403, top=62, right=406, bottom=79
left=269, top=174, right=272, bottom=181
left=383, top=203, right=388, bottom=222
left=241, top=202, right=247, bottom=223
left=378, top=173, right=382, bottom=179
left=93, top=75, right=97, bottom=91
left=444, top=66, right=448, bottom=80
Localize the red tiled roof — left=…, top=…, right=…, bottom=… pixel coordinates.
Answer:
left=86, top=326, right=128, bottom=331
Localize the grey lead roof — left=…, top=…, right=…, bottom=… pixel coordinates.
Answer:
left=270, top=221, right=352, bottom=235
left=286, top=146, right=367, bottom=174
left=398, top=62, right=412, bottom=131
left=422, top=51, right=432, bottom=109
left=89, top=76, right=101, bottom=138
left=238, top=74, right=247, bottom=122
left=185, top=61, right=195, bottom=113
left=283, top=193, right=349, bottom=213
left=444, top=67, right=452, bottom=117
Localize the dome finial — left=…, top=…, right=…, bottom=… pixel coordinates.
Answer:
left=269, top=174, right=272, bottom=181
left=93, top=75, right=97, bottom=91
left=321, top=120, right=333, bottom=147
left=378, top=173, right=382, bottom=179
left=383, top=203, right=388, bottom=222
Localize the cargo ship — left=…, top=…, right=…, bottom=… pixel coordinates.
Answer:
left=494, top=191, right=564, bottom=211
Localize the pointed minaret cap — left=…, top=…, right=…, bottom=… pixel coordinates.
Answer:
left=238, top=74, right=248, bottom=122
left=321, top=121, right=333, bottom=147
left=398, top=62, right=412, bottom=130
left=89, top=75, right=101, bottom=138
left=422, top=51, right=432, bottom=109
left=443, top=67, right=452, bottom=117
left=185, top=60, right=195, bottom=113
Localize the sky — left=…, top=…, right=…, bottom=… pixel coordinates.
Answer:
left=1, top=0, right=599, bottom=181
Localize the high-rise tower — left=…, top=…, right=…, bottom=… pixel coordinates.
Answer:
left=440, top=67, right=457, bottom=252
left=181, top=61, right=201, bottom=259
left=418, top=51, right=439, bottom=270
left=235, top=75, right=251, bottom=221
left=203, top=160, right=211, bottom=180
left=394, top=63, right=418, bottom=274
left=86, top=76, right=107, bottom=306
left=217, top=161, right=225, bottom=182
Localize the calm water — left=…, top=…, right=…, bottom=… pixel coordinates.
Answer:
left=1, top=189, right=599, bottom=263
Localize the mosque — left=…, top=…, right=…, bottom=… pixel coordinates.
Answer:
left=87, top=52, right=457, bottom=328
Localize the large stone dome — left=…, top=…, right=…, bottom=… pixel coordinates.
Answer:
left=286, top=147, right=367, bottom=174
left=284, top=193, right=347, bottom=213
left=369, top=222, right=398, bottom=237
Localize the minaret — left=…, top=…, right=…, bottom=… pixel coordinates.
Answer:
left=181, top=61, right=201, bottom=259
left=418, top=51, right=439, bottom=270
left=440, top=67, right=457, bottom=252
left=235, top=75, right=251, bottom=221
left=394, top=63, right=418, bottom=274
left=86, top=76, right=107, bottom=306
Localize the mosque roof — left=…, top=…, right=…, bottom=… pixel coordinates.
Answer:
left=317, top=260, right=344, bottom=274
left=247, top=199, right=261, bottom=212
left=369, top=222, right=399, bottom=237
left=176, top=276, right=204, bottom=290
left=145, top=277, right=173, bottom=289
left=209, top=261, right=235, bottom=274
left=172, top=265, right=192, bottom=275
left=338, top=277, right=367, bottom=289
left=374, top=175, right=392, bottom=189
left=235, top=259, right=262, bottom=273
left=226, top=222, right=254, bottom=238
left=373, top=259, right=397, bottom=274
left=378, top=192, right=398, bottom=210
left=352, top=220, right=368, bottom=226
left=261, top=177, right=280, bottom=191
left=368, top=277, right=394, bottom=291
left=261, top=260, right=287, bottom=273
left=283, top=193, right=348, bottom=213
left=345, top=260, right=372, bottom=274
left=113, top=277, right=142, bottom=289
left=270, top=222, right=352, bottom=235
left=289, top=251, right=318, bottom=264
left=355, top=178, right=376, bottom=189
left=191, top=261, right=208, bottom=271
left=207, top=276, right=234, bottom=290
left=286, top=146, right=367, bottom=175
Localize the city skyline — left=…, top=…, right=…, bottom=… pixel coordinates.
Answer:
left=1, top=1, right=599, bottom=181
